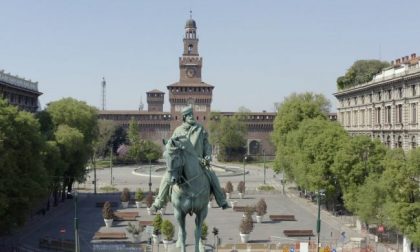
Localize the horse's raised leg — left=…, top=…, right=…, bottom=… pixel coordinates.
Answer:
left=195, top=207, right=208, bottom=252
left=174, top=207, right=187, bottom=252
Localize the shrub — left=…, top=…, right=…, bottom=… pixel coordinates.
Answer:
left=135, top=188, right=144, bottom=202
left=153, top=213, right=163, bottom=235
left=161, top=219, right=174, bottom=240
left=120, top=188, right=130, bottom=202
left=126, top=222, right=144, bottom=235
left=145, top=192, right=154, bottom=208
left=257, top=184, right=275, bottom=191
left=239, top=214, right=254, bottom=234
left=255, top=198, right=267, bottom=216
left=237, top=181, right=245, bottom=193
left=201, top=222, right=208, bottom=240
left=225, top=181, right=233, bottom=193
left=244, top=205, right=255, bottom=217
left=102, top=201, right=114, bottom=219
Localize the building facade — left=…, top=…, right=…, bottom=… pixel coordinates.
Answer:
left=334, top=54, right=420, bottom=150
left=0, top=70, right=42, bottom=112
left=99, top=17, right=276, bottom=155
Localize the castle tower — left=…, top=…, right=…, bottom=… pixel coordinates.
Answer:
left=167, top=16, right=214, bottom=129
left=146, top=89, right=164, bottom=112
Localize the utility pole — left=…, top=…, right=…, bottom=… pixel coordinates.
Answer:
left=243, top=155, right=247, bottom=186
left=110, top=146, right=113, bottom=185
left=149, top=158, right=152, bottom=192
left=93, top=156, right=97, bottom=194
left=263, top=150, right=266, bottom=184
left=74, top=190, right=80, bottom=252
left=316, top=190, right=322, bottom=252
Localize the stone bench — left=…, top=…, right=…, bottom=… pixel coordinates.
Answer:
left=269, top=214, right=296, bottom=221
left=93, top=232, right=127, bottom=240
left=218, top=243, right=281, bottom=252
left=233, top=206, right=255, bottom=212
left=114, top=211, right=139, bottom=221
left=283, top=230, right=314, bottom=237
left=39, top=237, right=74, bottom=251
left=139, top=220, right=153, bottom=226
left=95, top=201, right=118, bottom=207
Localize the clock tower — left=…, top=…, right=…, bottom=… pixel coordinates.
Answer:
left=167, top=16, right=214, bottom=129
left=180, top=17, right=202, bottom=82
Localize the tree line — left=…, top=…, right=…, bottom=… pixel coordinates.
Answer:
left=272, top=92, right=420, bottom=245
left=0, top=98, right=161, bottom=234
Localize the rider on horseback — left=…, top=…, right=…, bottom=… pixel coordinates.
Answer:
left=152, top=105, right=230, bottom=211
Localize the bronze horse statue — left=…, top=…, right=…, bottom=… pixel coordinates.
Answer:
left=165, top=136, right=210, bottom=252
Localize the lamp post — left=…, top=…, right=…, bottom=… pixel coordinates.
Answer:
left=74, top=190, right=80, bottom=252
left=263, top=150, right=266, bottom=184
left=110, top=147, right=113, bottom=185
left=316, top=189, right=325, bottom=252
left=148, top=158, right=152, bottom=193
left=243, top=155, right=248, bottom=186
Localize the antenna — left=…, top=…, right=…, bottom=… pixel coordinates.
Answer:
left=101, top=77, right=106, bottom=110
left=139, top=95, right=144, bottom=111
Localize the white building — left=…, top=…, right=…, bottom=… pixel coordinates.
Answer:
left=334, top=53, right=420, bottom=150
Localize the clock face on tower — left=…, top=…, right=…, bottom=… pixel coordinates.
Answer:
left=186, top=68, right=196, bottom=78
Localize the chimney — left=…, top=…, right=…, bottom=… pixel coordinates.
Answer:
left=411, top=53, right=417, bottom=59
left=405, top=56, right=409, bottom=62
left=396, top=58, right=401, bottom=64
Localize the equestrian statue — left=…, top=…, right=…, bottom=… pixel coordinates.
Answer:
left=152, top=105, right=229, bottom=252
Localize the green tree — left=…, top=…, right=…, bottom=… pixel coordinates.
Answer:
left=286, top=118, right=347, bottom=195
left=42, top=141, right=66, bottom=206
left=272, top=92, right=330, bottom=174
left=110, top=125, right=128, bottom=154
left=0, top=99, right=48, bottom=232
left=127, top=117, right=142, bottom=162
left=336, top=60, right=390, bottom=90
left=46, top=98, right=98, bottom=194
left=332, top=135, right=386, bottom=213
left=95, top=119, right=117, bottom=158
left=380, top=149, right=420, bottom=245
left=209, top=114, right=247, bottom=161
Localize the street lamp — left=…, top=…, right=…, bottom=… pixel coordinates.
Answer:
left=262, top=150, right=266, bottom=184
left=243, top=155, right=248, bottom=186
left=74, top=190, right=80, bottom=252
left=148, top=158, right=152, bottom=193
left=110, top=146, right=113, bottom=185
left=316, top=189, right=325, bottom=252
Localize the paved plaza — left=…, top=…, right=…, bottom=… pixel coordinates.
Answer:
left=1, top=162, right=396, bottom=251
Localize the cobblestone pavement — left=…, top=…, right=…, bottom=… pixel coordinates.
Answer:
left=1, top=162, right=400, bottom=251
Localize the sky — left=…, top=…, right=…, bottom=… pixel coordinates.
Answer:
left=1, top=0, right=420, bottom=113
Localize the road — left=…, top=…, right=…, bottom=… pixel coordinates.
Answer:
left=1, top=162, right=393, bottom=251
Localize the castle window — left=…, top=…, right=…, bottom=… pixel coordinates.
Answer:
left=376, top=107, right=381, bottom=125
left=385, top=106, right=391, bottom=124
left=387, top=90, right=391, bottom=100
left=188, top=44, right=193, bottom=54
left=411, top=103, right=417, bottom=123
left=412, top=85, right=416, bottom=96
left=369, top=94, right=372, bottom=103
left=396, top=104, right=403, bottom=123
left=412, top=136, right=417, bottom=149
left=377, top=92, right=381, bottom=101
left=398, top=87, right=403, bottom=98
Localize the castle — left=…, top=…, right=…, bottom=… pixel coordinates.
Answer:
left=98, top=17, right=276, bottom=156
